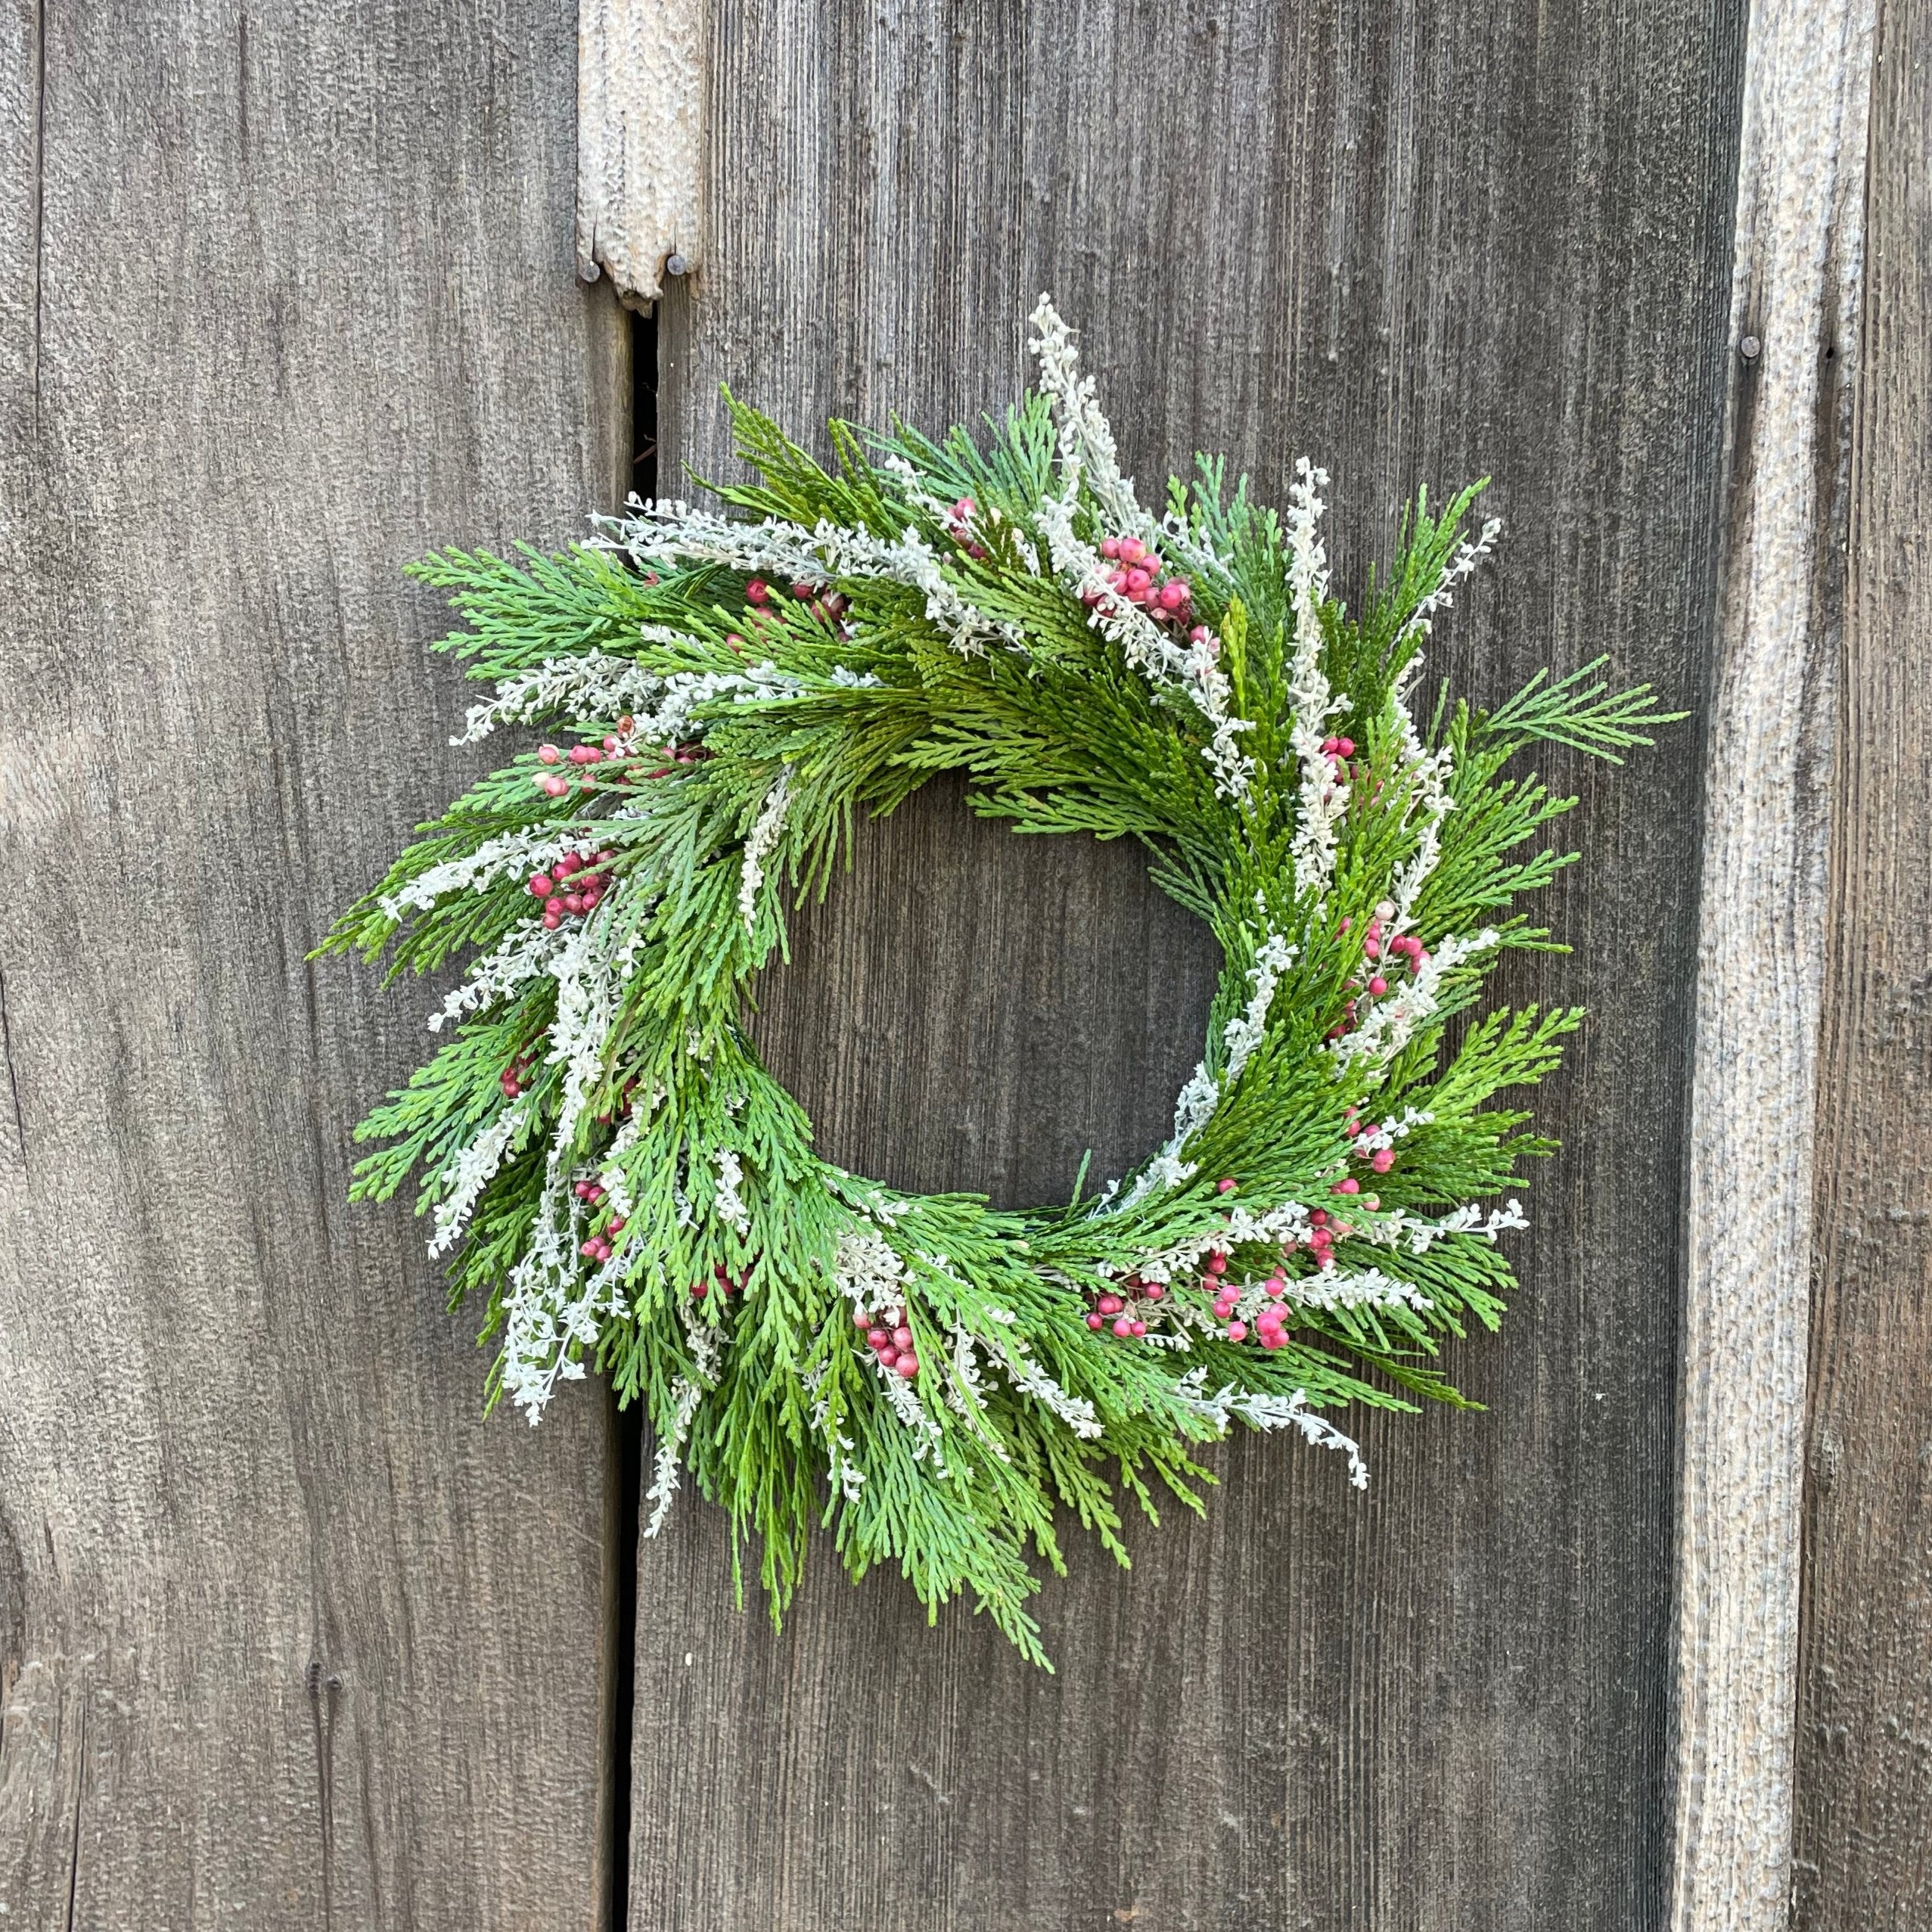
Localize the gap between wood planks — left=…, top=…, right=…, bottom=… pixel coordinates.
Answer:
left=603, top=303, right=657, bottom=1932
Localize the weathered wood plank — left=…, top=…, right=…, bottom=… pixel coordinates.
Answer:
left=1667, top=0, right=1875, bottom=1921
left=0, top=4, right=625, bottom=1922
left=579, top=0, right=704, bottom=302
left=1792, top=3, right=1932, bottom=1922
left=633, top=2, right=1743, bottom=1924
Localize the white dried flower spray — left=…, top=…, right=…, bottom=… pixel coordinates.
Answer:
left=1028, top=298, right=1256, bottom=798
left=738, top=769, right=792, bottom=929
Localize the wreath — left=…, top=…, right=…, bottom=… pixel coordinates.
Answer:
left=325, top=300, right=1672, bottom=1660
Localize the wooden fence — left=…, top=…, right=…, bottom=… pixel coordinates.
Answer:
left=0, top=1, right=1922, bottom=1925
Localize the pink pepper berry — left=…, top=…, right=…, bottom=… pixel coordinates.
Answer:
left=1157, top=579, right=1188, bottom=611
left=896, top=1355, right=919, bottom=1378
left=1335, top=1177, right=1361, bottom=1195
left=538, top=744, right=562, bottom=766
left=1112, top=1315, right=1135, bottom=1339
left=746, top=579, right=770, bottom=604
left=877, top=1346, right=899, bottom=1368
left=1129, top=1319, right=1148, bottom=1337
left=1098, top=1294, right=1123, bottom=1316
left=1119, top=538, right=1146, bottom=565
left=1216, top=1177, right=1238, bottom=1194
left=892, top=1325, right=914, bottom=1351
left=1368, top=976, right=1388, bottom=996
left=1371, top=1149, right=1395, bottom=1173
left=1100, top=536, right=1121, bottom=558
left=1364, top=1195, right=1380, bottom=1211
left=1226, top=1320, right=1248, bottom=1342
left=529, top=872, right=554, bottom=897
left=866, top=1327, right=890, bottom=1351
left=1142, top=1283, right=1165, bottom=1302
left=1336, top=738, right=1356, bottom=756
left=1086, top=1311, right=1105, bottom=1331
left=542, top=776, right=568, bottom=797
left=1124, top=568, right=1151, bottom=597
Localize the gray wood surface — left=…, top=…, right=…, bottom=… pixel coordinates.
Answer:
left=1794, top=5, right=1932, bottom=1923
left=1668, top=0, right=1876, bottom=1919
left=633, top=2, right=1744, bottom=1924
left=0, top=4, right=625, bottom=1924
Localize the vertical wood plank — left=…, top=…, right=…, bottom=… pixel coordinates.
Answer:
left=1668, top=0, right=1875, bottom=1922
left=0, top=4, right=625, bottom=1922
left=634, top=2, right=1743, bottom=1924
left=1793, top=2, right=1932, bottom=1921
left=579, top=0, right=704, bottom=300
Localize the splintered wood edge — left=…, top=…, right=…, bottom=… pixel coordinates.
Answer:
left=578, top=0, right=702, bottom=305
left=1670, top=0, right=1875, bottom=1925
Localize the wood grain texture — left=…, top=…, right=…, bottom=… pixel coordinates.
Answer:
left=1667, top=0, right=1875, bottom=1922
left=0, top=5, right=626, bottom=1924
left=1793, top=2, right=1932, bottom=1922
left=633, top=2, right=1744, bottom=1924
left=579, top=0, right=704, bottom=302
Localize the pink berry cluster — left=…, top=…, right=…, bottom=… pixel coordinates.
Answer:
left=1088, top=534, right=1194, bottom=622
left=853, top=1303, right=921, bottom=1379
left=533, top=731, right=626, bottom=798
left=694, top=1262, right=750, bottom=1301
left=1209, top=1247, right=1296, bottom=1347
left=1346, top=1103, right=1399, bottom=1177
left=1083, top=1272, right=1167, bottom=1338
left=946, top=496, right=989, bottom=560
left=499, top=1045, right=541, bottom=1101
left=1329, top=900, right=1431, bottom=1039
left=573, top=1177, right=626, bottom=1263
left=745, top=576, right=850, bottom=629
left=527, top=847, right=617, bottom=929
left=642, top=739, right=713, bottom=779
left=593, top=1078, right=639, bottom=1128
left=530, top=719, right=715, bottom=797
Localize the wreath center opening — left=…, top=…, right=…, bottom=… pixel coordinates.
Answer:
left=747, top=772, right=1222, bottom=1213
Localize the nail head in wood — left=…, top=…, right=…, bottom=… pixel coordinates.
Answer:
left=1740, top=334, right=1761, bottom=359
